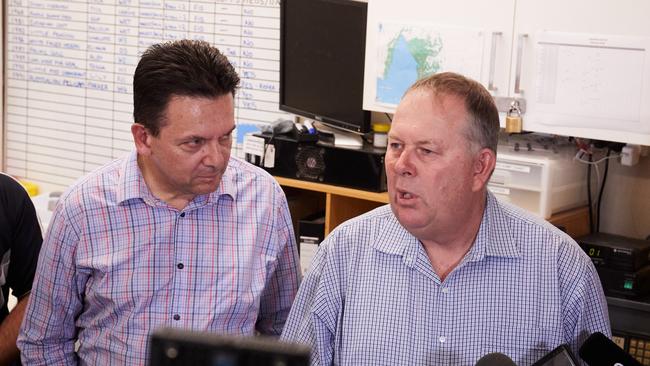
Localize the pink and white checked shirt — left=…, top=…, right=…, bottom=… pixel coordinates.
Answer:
left=18, top=151, right=301, bottom=365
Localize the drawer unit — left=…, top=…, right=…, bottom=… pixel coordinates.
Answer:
left=488, top=145, right=588, bottom=219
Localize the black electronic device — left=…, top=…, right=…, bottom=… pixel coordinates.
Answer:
left=596, top=266, right=650, bottom=298
left=250, top=133, right=387, bottom=192
left=579, top=331, right=643, bottom=366
left=149, top=328, right=310, bottom=366
left=611, top=331, right=650, bottom=366
left=298, top=212, right=325, bottom=254
left=532, top=344, right=579, bottom=366
left=577, top=233, right=650, bottom=272
left=280, top=0, right=371, bottom=134
left=474, top=352, right=517, bottom=366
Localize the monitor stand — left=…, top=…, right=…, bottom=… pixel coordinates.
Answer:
left=312, top=121, right=363, bottom=148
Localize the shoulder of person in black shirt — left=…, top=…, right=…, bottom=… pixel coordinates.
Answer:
left=0, top=173, right=43, bottom=365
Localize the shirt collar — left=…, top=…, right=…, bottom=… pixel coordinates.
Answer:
left=465, top=191, right=521, bottom=261
left=116, top=150, right=237, bottom=206
left=370, top=209, right=423, bottom=268
left=371, top=191, right=521, bottom=267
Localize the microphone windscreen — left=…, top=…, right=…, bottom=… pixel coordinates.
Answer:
left=578, top=332, right=642, bottom=366
left=475, top=352, right=518, bottom=366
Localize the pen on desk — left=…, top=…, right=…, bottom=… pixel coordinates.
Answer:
left=303, top=120, right=316, bottom=134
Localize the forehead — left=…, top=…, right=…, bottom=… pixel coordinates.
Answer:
left=391, top=89, right=469, bottom=137
left=161, top=94, right=235, bottom=134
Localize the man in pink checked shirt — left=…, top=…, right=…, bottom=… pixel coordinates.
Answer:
left=18, top=39, right=301, bottom=365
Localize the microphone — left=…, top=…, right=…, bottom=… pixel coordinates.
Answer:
left=475, top=352, right=518, bottom=366
left=579, top=332, right=642, bottom=366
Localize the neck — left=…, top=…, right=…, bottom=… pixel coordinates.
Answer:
left=420, top=191, right=487, bottom=281
left=137, top=155, right=193, bottom=210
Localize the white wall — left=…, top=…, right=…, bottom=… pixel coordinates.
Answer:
left=600, top=156, right=650, bottom=240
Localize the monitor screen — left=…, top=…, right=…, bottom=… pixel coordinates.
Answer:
left=280, top=0, right=370, bottom=134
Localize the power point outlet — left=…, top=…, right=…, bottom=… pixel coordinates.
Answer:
left=620, top=144, right=641, bottom=166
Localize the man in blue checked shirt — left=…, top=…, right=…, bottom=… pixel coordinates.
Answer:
left=281, top=72, right=610, bottom=365
left=18, top=40, right=301, bottom=365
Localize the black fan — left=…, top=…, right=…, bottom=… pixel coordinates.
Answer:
left=295, top=145, right=326, bottom=181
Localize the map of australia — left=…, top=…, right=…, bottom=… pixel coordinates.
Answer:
left=375, top=22, right=484, bottom=106
left=377, top=25, right=442, bottom=105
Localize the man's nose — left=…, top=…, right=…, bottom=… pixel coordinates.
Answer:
left=202, top=142, right=226, bottom=168
left=393, top=148, right=415, bottom=177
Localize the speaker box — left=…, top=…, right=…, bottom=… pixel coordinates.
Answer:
left=250, top=133, right=387, bottom=192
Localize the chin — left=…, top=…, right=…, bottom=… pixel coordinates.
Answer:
left=391, top=206, right=429, bottom=231
left=192, top=180, right=221, bottom=195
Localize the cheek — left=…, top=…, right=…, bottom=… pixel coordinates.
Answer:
left=384, top=157, right=400, bottom=177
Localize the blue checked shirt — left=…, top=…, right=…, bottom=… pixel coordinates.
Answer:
left=18, top=151, right=301, bottom=365
left=281, top=192, right=610, bottom=366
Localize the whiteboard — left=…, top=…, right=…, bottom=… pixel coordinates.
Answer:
left=4, top=0, right=288, bottom=192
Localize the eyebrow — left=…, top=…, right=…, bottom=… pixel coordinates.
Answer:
left=223, top=125, right=236, bottom=137
left=177, top=126, right=236, bottom=143
left=388, top=133, right=441, bottom=147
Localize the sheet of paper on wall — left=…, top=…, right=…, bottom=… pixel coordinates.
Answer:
left=365, top=20, right=484, bottom=112
left=531, top=31, right=650, bottom=136
left=242, top=134, right=267, bottom=167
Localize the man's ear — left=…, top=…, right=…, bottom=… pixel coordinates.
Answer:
left=472, top=147, right=496, bottom=192
left=131, top=123, right=153, bottom=156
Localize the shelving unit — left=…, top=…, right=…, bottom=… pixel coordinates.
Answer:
left=276, top=177, right=388, bottom=235
left=275, top=177, right=589, bottom=238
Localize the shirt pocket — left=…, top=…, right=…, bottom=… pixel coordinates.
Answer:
left=483, top=326, right=563, bottom=366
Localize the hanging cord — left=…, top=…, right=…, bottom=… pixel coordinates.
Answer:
left=596, top=148, right=611, bottom=233
left=573, top=140, right=620, bottom=235
left=586, top=153, right=593, bottom=234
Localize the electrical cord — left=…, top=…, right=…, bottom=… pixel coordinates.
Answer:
left=587, top=153, right=593, bottom=234
left=573, top=147, right=620, bottom=234
left=596, top=148, right=611, bottom=233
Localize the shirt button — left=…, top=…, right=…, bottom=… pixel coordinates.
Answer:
left=177, top=263, right=184, bottom=269
left=441, top=287, right=449, bottom=294
left=173, top=314, right=180, bottom=321
left=180, top=212, right=186, bottom=218
left=438, top=336, right=447, bottom=343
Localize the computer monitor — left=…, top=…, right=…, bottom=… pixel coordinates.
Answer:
left=280, top=0, right=371, bottom=134
left=149, top=328, right=310, bottom=366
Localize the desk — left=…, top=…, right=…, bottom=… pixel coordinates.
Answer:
left=274, top=177, right=590, bottom=238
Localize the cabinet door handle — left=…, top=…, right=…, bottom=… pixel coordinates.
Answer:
left=514, top=33, right=528, bottom=95
left=488, top=32, right=502, bottom=92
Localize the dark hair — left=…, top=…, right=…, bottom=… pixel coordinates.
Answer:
left=133, top=39, right=240, bottom=136
left=406, top=72, right=499, bottom=153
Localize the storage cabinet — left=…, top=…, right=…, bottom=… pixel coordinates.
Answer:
left=363, top=0, right=650, bottom=145
left=512, top=0, right=650, bottom=145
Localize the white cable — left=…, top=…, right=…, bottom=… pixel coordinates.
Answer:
left=573, top=151, right=620, bottom=209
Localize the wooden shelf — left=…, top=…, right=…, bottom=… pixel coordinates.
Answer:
left=275, top=177, right=589, bottom=238
left=274, top=176, right=388, bottom=204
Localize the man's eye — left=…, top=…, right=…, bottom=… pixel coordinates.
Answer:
left=186, top=138, right=203, bottom=147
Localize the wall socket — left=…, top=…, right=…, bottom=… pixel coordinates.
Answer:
left=620, top=144, right=641, bottom=166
